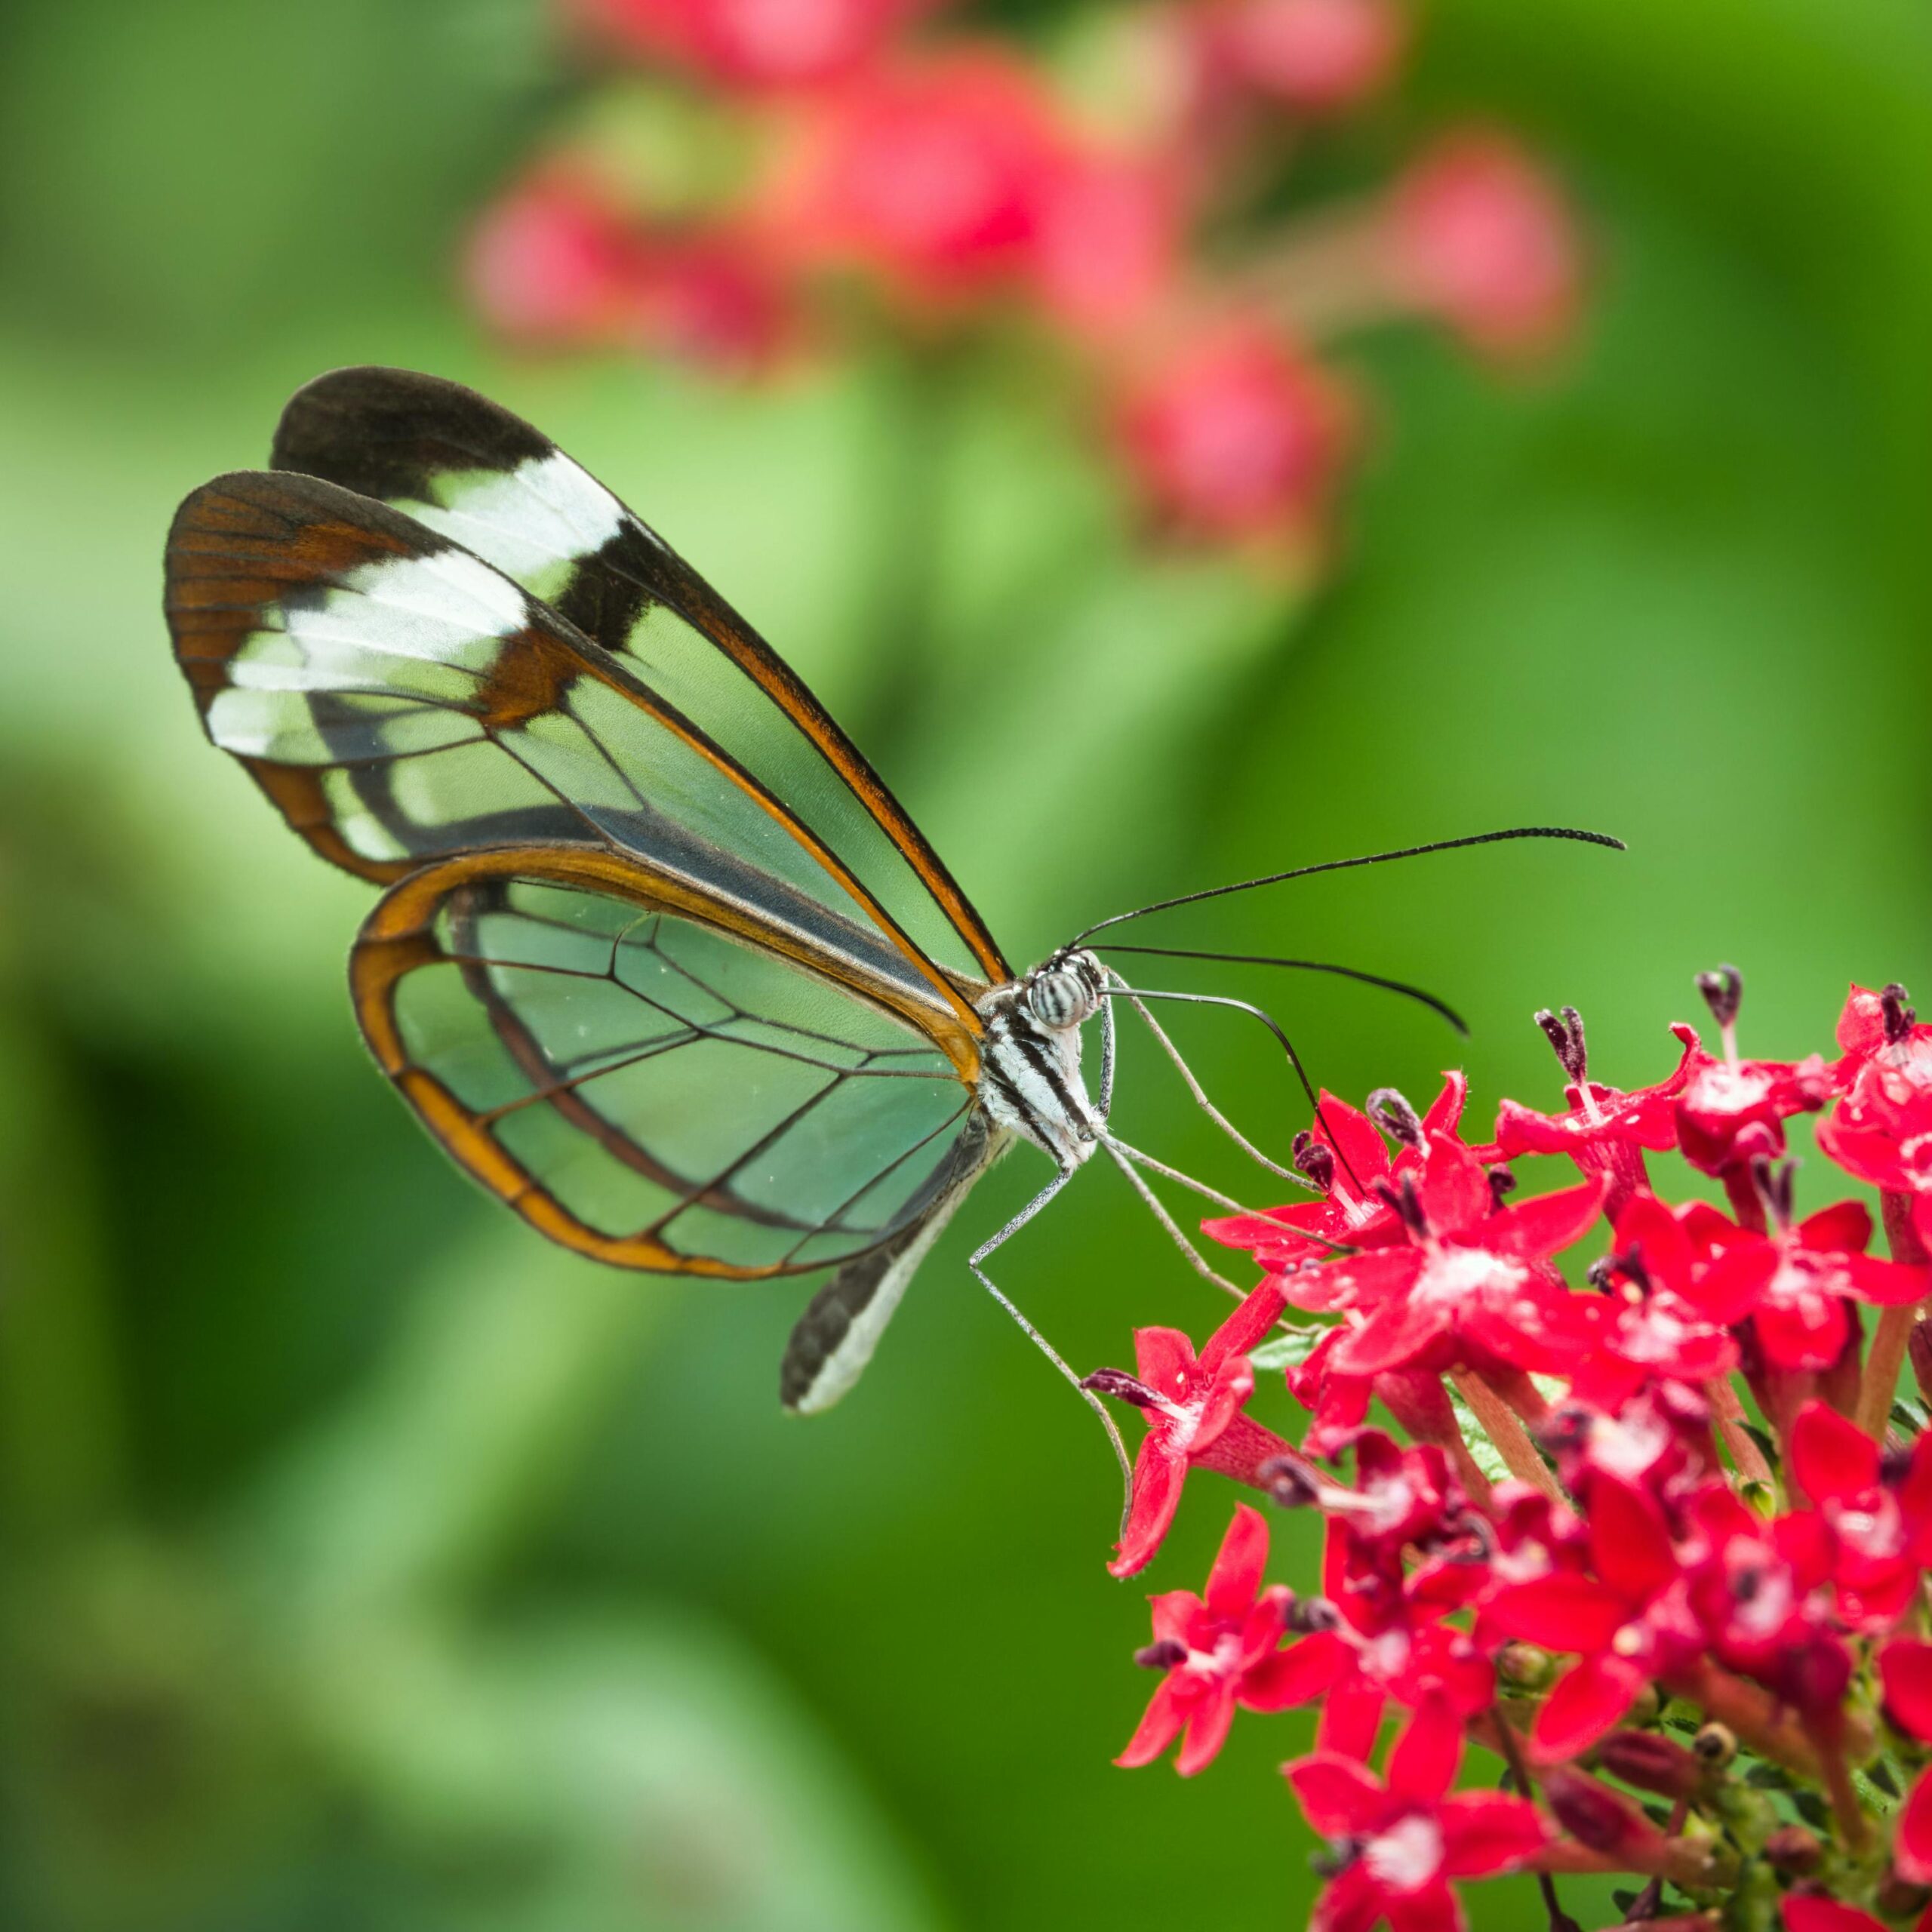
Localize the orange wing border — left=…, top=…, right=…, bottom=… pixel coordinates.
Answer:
left=164, top=470, right=990, bottom=1031
left=266, top=365, right=1014, bottom=988
left=350, top=841, right=984, bottom=1278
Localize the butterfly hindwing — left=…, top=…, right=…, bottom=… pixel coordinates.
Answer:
left=353, top=844, right=988, bottom=1276
left=269, top=365, right=1009, bottom=988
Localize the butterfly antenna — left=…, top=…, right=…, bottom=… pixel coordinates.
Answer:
left=1100, top=983, right=1365, bottom=1192
left=1072, top=826, right=1625, bottom=943
left=1095, top=944, right=1468, bottom=1035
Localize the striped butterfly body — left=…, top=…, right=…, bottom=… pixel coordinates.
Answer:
left=164, top=367, right=1117, bottom=1414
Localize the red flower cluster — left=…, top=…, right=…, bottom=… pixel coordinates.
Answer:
left=1091, top=971, right=1932, bottom=1930
left=469, top=0, right=1582, bottom=554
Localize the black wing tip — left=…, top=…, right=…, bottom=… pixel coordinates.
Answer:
left=272, top=365, right=552, bottom=483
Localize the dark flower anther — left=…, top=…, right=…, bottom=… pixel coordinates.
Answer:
left=1748, top=1154, right=1797, bottom=1230
left=1537, top=1004, right=1589, bottom=1084
left=1884, top=983, right=1918, bottom=1044
left=1082, top=1367, right=1158, bottom=1407
left=1370, top=1088, right=1426, bottom=1151
left=1134, top=1638, right=1189, bottom=1670
left=1259, top=1454, right=1323, bottom=1509
left=1696, top=963, right=1744, bottom=1034
left=1294, top=1131, right=1338, bottom=1194
left=1487, top=1165, right=1518, bottom=1211
left=1287, top=1595, right=1343, bottom=1635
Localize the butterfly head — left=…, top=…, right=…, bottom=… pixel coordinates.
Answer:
left=1022, top=949, right=1106, bottom=1032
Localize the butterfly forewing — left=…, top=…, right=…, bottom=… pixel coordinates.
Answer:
left=355, top=846, right=984, bottom=1275
left=269, top=365, right=1008, bottom=988
left=165, top=469, right=971, bottom=1027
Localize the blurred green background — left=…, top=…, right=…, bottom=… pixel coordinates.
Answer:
left=2, top=1, right=1930, bottom=1927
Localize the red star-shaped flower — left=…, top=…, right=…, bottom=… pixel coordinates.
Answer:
left=1789, top=1401, right=1932, bottom=1626
left=1484, top=1473, right=1697, bottom=1761
left=1880, top=1638, right=1932, bottom=1887
left=1564, top=1190, right=1740, bottom=1407
left=1679, top=1480, right=1847, bottom=1724
left=1284, top=1700, right=1549, bottom=1932
left=1295, top=1136, right=1604, bottom=1380
left=1488, top=1011, right=1698, bottom=1223
left=1673, top=1035, right=1834, bottom=1180
left=1088, top=1278, right=1289, bottom=1578
left=1204, top=1075, right=1469, bottom=1272
left=1115, top=1503, right=1296, bottom=1775
left=1247, top=1514, right=1494, bottom=1759
left=1683, top=1198, right=1925, bottom=1373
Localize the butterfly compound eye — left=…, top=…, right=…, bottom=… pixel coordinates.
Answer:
left=1026, top=968, right=1090, bottom=1030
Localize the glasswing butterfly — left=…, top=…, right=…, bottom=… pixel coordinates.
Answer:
left=163, top=367, right=1617, bottom=1462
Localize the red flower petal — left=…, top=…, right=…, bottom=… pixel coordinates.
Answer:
left=1242, top=1628, right=1351, bottom=1710
left=1385, top=1881, right=1460, bottom=1932
left=1783, top=1899, right=1890, bottom=1932
left=1284, top=1751, right=1388, bottom=1835
left=1418, top=1137, right=1491, bottom=1233
left=1680, top=1242, right=1775, bottom=1324
left=1324, top=1091, right=1395, bottom=1189
left=1175, top=1679, right=1239, bottom=1776
left=1586, top=1476, right=1677, bottom=1605
left=1484, top=1574, right=1631, bottom=1654
left=1204, top=1503, right=1271, bottom=1617
left=1386, top=1699, right=1463, bottom=1801
left=1420, top=1070, right=1469, bottom=1137
left=1614, top=1189, right=1697, bottom=1288
left=1115, top=1674, right=1192, bottom=1768
left=1131, top=1325, right=1197, bottom=1393
left=1842, top=1251, right=1930, bottom=1307
left=1317, top=1672, right=1388, bottom=1758
left=1328, top=1291, right=1448, bottom=1377
left=1753, top=1294, right=1849, bottom=1373
left=1897, top=1765, right=1932, bottom=1887
left=1109, top=1444, right=1187, bottom=1578
left=1312, top=1863, right=1385, bottom=1932
left=1789, top=1400, right=1879, bottom=1506
left=1881, top=1638, right=1932, bottom=1742
left=1798, top=1200, right=1874, bottom=1254
left=1200, top=1278, right=1290, bottom=1367
left=1439, top=1789, right=1551, bottom=1876
left=1531, top=1653, right=1647, bottom=1762
left=1481, top=1174, right=1607, bottom=1260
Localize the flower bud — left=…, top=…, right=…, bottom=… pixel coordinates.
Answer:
left=1691, top=1722, right=1737, bottom=1768
left=1496, top=1642, right=1554, bottom=1691
left=1763, top=1826, right=1823, bottom=1876
left=1540, top=1765, right=1666, bottom=1860
left=1593, top=1730, right=1703, bottom=1801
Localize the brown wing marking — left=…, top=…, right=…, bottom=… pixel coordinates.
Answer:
left=165, top=472, right=986, bottom=1027
left=350, top=842, right=983, bottom=1276
left=268, top=365, right=1011, bottom=985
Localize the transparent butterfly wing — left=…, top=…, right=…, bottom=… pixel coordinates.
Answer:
left=268, top=365, right=1008, bottom=988
left=164, top=467, right=980, bottom=1038
left=354, top=846, right=989, bottom=1275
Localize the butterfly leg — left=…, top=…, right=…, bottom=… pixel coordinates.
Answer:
left=967, top=1170, right=1134, bottom=1500
left=1104, top=971, right=1307, bottom=1183
left=1097, top=1139, right=1247, bottom=1300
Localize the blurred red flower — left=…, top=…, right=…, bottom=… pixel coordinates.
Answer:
left=1208, top=0, right=1407, bottom=115
left=572, top=0, right=936, bottom=90
left=1383, top=130, right=1582, bottom=356
left=1114, top=318, right=1351, bottom=542
left=778, top=50, right=1070, bottom=303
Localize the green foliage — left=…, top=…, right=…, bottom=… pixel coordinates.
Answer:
left=2, top=1, right=1931, bottom=1927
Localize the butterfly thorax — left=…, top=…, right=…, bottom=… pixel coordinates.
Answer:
left=974, top=949, right=1108, bottom=1170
